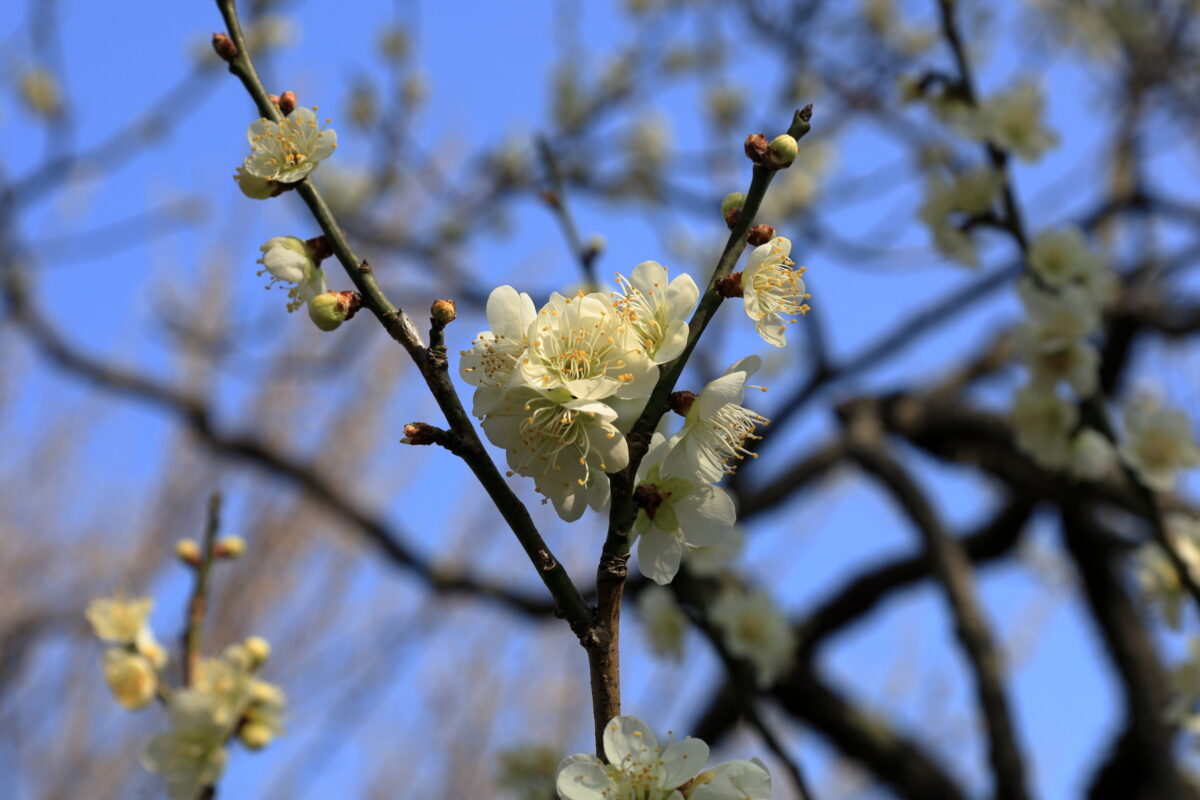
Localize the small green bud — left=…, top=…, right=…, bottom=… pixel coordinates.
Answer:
left=176, top=538, right=201, bottom=565
left=766, top=134, right=798, bottom=169
left=239, top=722, right=274, bottom=750
left=307, top=290, right=361, bottom=331
left=721, top=192, right=745, bottom=228
left=215, top=535, right=246, bottom=559
left=243, top=636, right=271, bottom=666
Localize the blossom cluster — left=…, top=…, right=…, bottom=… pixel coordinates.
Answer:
left=556, top=715, right=771, bottom=800
left=461, top=245, right=800, bottom=585
left=86, top=594, right=169, bottom=710
left=1009, top=227, right=1200, bottom=490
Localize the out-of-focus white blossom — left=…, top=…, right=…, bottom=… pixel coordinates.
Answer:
left=1068, top=428, right=1117, bottom=481
left=918, top=167, right=1002, bottom=268
left=1027, top=227, right=1115, bottom=309
left=971, top=80, right=1059, bottom=162
left=141, top=691, right=231, bottom=800
left=1119, top=397, right=1200, bottom=492
left=1016, top=283, right=1101, bottom=397
left=1012, top=384, right=1078, bottom=470
left=103, top=650, right=158, bottom=710
left=710, top=588, right=795, bottom=688
left=1136, top=515, right=1200, bottom=630
left=638, top=585, right=688, bottom=662
left=686, top=527, right=745, bottom=577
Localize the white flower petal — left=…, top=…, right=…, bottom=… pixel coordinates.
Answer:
left=675, top=486, right=736, bottom=547
left=603, top=716, right=659, bottom=769
left=661, top=737, right=709, bottom=787
left=638, top=528, right=684, bottom=585
left=555, top=754, right=611, bottom=800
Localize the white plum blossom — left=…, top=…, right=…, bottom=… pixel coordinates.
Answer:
left=1068, top=428, right=1117, bottom=481
left=141, top=690, right=231, bottom=800
left=972, top=80, right=1059, bottom=162
left=740, top=237, right=809, bottom=347
left=86, top=593, right=168, bottom=668
left=638, top=585, right=688, bottom=662
left=1027, top=227, right=1115, bottom=308
left=633, top=433, right=737, bottom=584
left=482, top=388, right=628, bottom=522
left=1136, top=514, right=1200, bottom=630
left=257, top=236, right=327, bottom=312
left=1011, top=384, right=1078, bottom=470
left=1016, top=283, right=1101, bottom=397
left=233, top=165, right=276, bottom=199
left=687, top=759, right=773, bottom=800
left=460, top=285, right=538, bottom=415
left=556, top=715, right=708, bottom=800
left=686, top=527, right=746, bottom=577
left=663, top=357, right=768, bottom=485
left=1119, top=397, right=1200, bottom=492
left=710, top=588, right=795, bottom=688
left=917, top=167, right=1002, bottom=268
left=613, top=261, right=698, bottom=364
left=243, top=106, right=337, bottom=184
left=102, top=650, right=158, bottom=710
left=520, top=291, right=658, bottom=401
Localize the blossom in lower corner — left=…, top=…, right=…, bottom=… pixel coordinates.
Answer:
left=481, top=388, right=628, bottom=522
left=685, top=758, right=772, bottom=800
left=556, top=715, right=709, bottom=800
left=662, top=357, right=768, bottom=485
left=613, top=261, right=699, bottom=364
left=740, top=237, right=809, bottom=347
left=710, top=588, right=795, bottom=688
left=1118, top=397, right=1200, bottom=492
left=243, top=106, right=337, bottom=184
left=141, top=690, right=231, bottom=800
left=257, top=236, right=327, bottom=313
left=633, top=433, right=736, bottom=584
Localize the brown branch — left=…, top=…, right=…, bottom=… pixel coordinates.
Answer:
left=848, top=439, right=1030, bottom=800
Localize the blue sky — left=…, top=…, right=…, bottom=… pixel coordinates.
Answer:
left=4, top=0, right=1199, bottom=798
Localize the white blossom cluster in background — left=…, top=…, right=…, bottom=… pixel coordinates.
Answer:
left=86, top=591, right=285, bottom=799
left=1008, top=226, right=1200, bottom=491
left=461, top=238, right=807, bottom=588
left=556, top=715, right=771, bottom=800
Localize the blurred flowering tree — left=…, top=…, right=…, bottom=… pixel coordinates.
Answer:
left=4, top=0, right=1200, bottom=798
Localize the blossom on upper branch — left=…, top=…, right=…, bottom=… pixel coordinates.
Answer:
left=243, top=106, right=337, bottom=184
left=740, top=237, right=809, bottom=347
left=555, top=715, right=708, bottom=800
left=710, top=587, right=795, bottom=688
left=662, top=357, right=768, bottom=485
left=613, top=261, right=698, bottom=365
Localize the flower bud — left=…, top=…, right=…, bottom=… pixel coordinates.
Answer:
left=766, top=134, right=798, bottom=169
left=716, top=272, right=744, bottom=298
left=103, top=650, right=158, bottom=710
left=747, top=224, right=776, bottom=247
left=430, top=299, right=457, bottom=326
left=211, top=32, right=238, bottom=62
left=743, top=133, right=769, bottom=164
left=243, top=636, right=271, bottom=666
left=239, top=722, right=274, bottom=750
left=401, top=422, right=437, bottom=445
left=633, top=483, right=664, bottom=519
left=307, top=290, right=362, bottom=331
left=175, top=538, right=201, bottom=565
left=278, top=90, right=297, bottom=116
left=19, top=69, right=63, bottom=119
left=721, top=192, right=745, bottom=228
left=215, top=535, right=246, bottom=559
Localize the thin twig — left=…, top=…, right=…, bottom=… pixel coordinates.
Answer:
left=182, top=492, right=222, bottom=688
left=537, top=136, right=599, bottom=287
